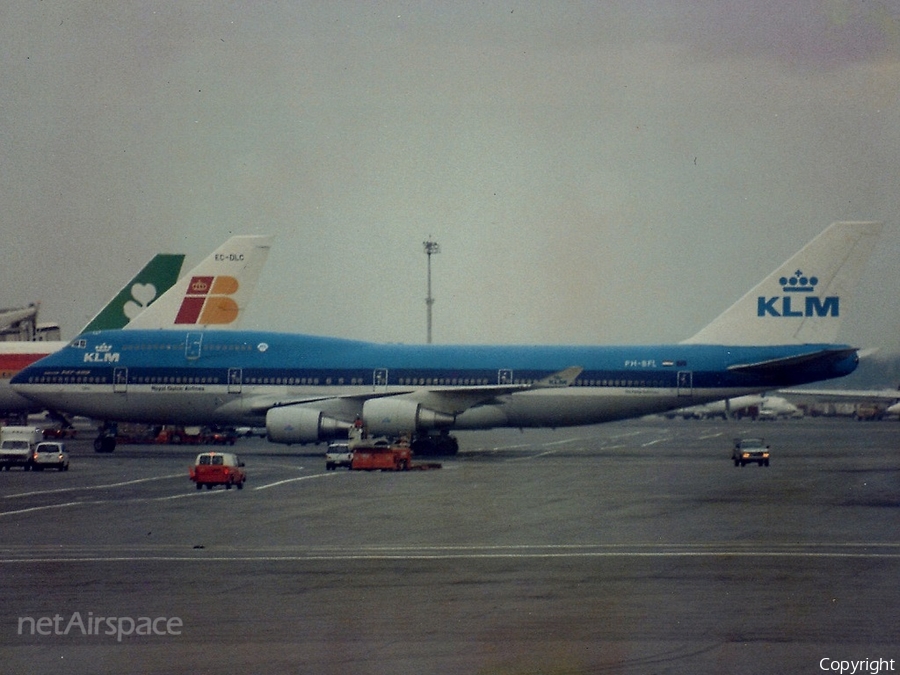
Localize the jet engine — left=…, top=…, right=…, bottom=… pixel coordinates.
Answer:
left=362, top=398, right=455, bottom=436
left=266, top=406, right=347, bottom=445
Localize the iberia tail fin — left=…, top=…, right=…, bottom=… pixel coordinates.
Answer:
left=123, top=235, right=272, bottom=330
left=80, top=254, right=185, bottom=332
left=682, top=221, right=882, bottom=346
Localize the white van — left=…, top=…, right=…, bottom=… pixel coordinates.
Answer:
left=0, top=426, right=43, bottom=470
left=32, top=441, right=70, bottom=471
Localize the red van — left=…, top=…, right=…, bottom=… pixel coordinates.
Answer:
left=189, top=452, right=247, bottom=490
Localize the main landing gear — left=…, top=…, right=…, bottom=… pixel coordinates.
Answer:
left=94, top=422, right=117, bottom=453
left=411, top=431, right=459, bottom=456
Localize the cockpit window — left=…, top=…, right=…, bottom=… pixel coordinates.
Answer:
left=70, top=339, right=87, bottom=349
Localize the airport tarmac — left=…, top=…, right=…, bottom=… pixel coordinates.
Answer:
left=1, top=417, right=898, bottom=674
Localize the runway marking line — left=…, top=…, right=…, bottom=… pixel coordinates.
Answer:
left=253, top=472, right=336, bottom=491
left=4, top=473, right=185, bottom=499
left=4, top=542, right=900, bottom=563
left=543, top=437, right=583, bottom=447
left=0, top=469, right=338, bottom=516
left=0, top=502, right=83, bottom=517
left=4, top=550, right=900, bottom=563
left=0, top=488, right=239, bottom=516
left=503, top=436, right=586, bottom=461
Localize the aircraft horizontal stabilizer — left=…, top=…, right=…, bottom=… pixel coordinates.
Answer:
left=727, top=348, right=857, bottom=374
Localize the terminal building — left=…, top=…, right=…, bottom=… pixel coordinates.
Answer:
left=0, top=303, right=60, bottom=342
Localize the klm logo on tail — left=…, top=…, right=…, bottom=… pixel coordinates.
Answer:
left=757, top=270, right=839, bottom=318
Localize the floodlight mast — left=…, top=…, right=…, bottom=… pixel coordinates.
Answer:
left=423, top=239, right=440, bottom=344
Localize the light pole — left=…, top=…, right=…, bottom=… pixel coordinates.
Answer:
left=423, top=239, right=440, bottom=344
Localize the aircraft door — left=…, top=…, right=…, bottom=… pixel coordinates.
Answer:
left=185, top=332, right=203, bottom=360
left=498, top=369, right=513, bottom=385
left=228, top=368, right=243, bottom=394
left=373, top=368, right=388, bottom=390
left=677, top=371, right=693, bottom=397
left=114, top=367, right=128, bottom=394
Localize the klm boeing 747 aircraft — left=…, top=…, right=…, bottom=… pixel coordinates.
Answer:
left=11, top=222, right=883, bottom=454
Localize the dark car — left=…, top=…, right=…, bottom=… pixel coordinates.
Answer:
left=732, top=438, right=770, bottom=467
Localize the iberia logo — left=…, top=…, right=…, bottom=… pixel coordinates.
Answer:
left=175, top=276, right=240, bottom=324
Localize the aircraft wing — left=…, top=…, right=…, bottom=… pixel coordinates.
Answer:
left=396, top=365, right=585, bottom=415
left=250, top=366, right=584, bottom=417
left=409, top=365, right=584, bottom=415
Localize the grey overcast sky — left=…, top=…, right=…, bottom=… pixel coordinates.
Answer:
left=2, top=1, right=899, bottom=352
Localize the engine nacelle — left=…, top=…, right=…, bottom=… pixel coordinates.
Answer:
left=363, top=398, right=455, bottom=436
left=266, top=406, right=347, bottom=445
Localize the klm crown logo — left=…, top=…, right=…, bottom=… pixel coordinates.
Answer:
left=758, top=270, right=839, bottom=318
left=780, top=270, right=818, bottom=292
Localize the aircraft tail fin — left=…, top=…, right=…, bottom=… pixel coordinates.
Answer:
left=682, top=221, right=883, bottom=346
left=123, top=235, right=272, bottom=330
left=80, top=254, right=185, bottom=333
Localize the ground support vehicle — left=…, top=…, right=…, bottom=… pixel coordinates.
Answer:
left=325, top=442, right=352, bottom=470
left=0, top=426, right=42, bottom=470
left=42, top=427, right=77, bottom=440
left=189, top=452, right=247, bottom=490
left=350, top=439, right=412, bottom=471
left=854, top=403, right=885, bottom=421
left=116, top=424, right=236, bottom=446
left=206, top=429, right=238, bottom=445
left=732, top=438, right=771, bottom=467
left=349, top=438, right=441, bottom=471
left=31, top=441, right=69, bottom=471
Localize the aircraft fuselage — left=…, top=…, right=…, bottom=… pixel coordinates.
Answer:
left=11, top=330, right=859, bottom=433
